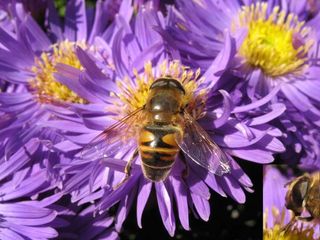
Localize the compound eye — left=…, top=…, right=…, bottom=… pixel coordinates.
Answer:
left=292, top=178, right=309, bottom=205
left=285, top=175, right=310, bottom=215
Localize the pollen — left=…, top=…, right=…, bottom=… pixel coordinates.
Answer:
left=116, top=60, right=206, bottom=118
left=30, top=40, right=87, bottom=104
left=263, top=207, right=315, bottom=240
left=233, top=2, right=314, bottom=77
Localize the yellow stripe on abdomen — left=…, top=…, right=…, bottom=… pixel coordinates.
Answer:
left=139, top=145, right=179, bottom=154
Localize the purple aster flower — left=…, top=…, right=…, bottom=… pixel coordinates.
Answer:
left=0, top=0, right=125, bottom=184
left=0, top=143, right=118, bottom=240
left=0, top=175, right=62, bottom=239
left=59, top=57, right=284, bottom=236
left=0, top=0, right=121, bottom=144
left=164, top=0, right=320, bottom=167
left=41, top=7, right=286, bottom=234
left=263, top=165, right=292, bottom=228
left=277, top=101, right=320, bottom=169
left=52, top=200, right=119, bottom=240
left=0, top=201, right=58, bottom=239
left=0, top=139, right=71, bottom=239
left=263, top=165, right=320, bottom=239
left=0, top=3, right=121, bottom=238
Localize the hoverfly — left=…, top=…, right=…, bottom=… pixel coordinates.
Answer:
left=81, top=77, right=230, bottom=184
left=283, top=171, right=320, bottom=232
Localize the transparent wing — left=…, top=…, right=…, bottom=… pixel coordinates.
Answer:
left=176, top=111, right=231, bottom=176
left=81, top=107, right=145, bottom=161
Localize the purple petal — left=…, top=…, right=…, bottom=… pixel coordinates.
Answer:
left=214, top=127, right=267, bottom=149
left=0, top=171, right=48, bottom=201
left=201, top=30, right=235, bottom=88
left=76, top=47, right=118, bottom=92
left=20, top=14, right=51, bottom=52
left=0, top=203, right=57, bottom=226
left=0, top=228, right=24, bottom=240
left=54, top=140, right=82, bottom=152
left=118, top=0, right=134, bottom=23
left=88, top=0, right=115, bottom=43
left=37, top=120, right=91, bottom=133
left=134, top=7, right=163, bottom=49
left=0, top=27, right=33, bottom=64
left=54, top=65, right=98, bottom=103
left=64, top=0, right=87, bottom=41
left=155, top=181, right=176, bottom=236
left=46, top=0, right=63, bottom=41
left=212, top=90, right=233, bottom=128
left=111, top=29, right=130, bottom=79
left=190, top=193, right=210, bottom=221
left=0, top=69, right=33, bottom=84
left=0, top=139, right=39, bottom=180
left=1, top=223, right=58, bottom=239
left=281, top=83, right=313, bottom=111
left=227, top=148, right=274, bottom=163
left=232, top=85, right=281, bottom=113
left=229, top=159, right=253, bottom=188
left=248, top=103, right=286, bottom=126
left=80, top=216, right=114, bottom=239
left=136, top=177, right=152, bottom=228
left=246, top=69, right=263, bottom=99
left=170, top=176, right=190, bottom=230
left=80, top=115, right=113, bottom=131
left=98, top=174, right=140, bottom=211
left=293, top=79, right=320, bottom=103
left=217, top=175, right=246, bottom=203
left=257, top=135, right=285, bottom=153
left=115, top=186, right=137, bottom=231
left=131, top=41, right=164, bottom=72
left=63, top=162, right=95, bottom=194
left=204, top=174, right=227, bottom=197
left=0, top=93, right=32, bottom=105
left=288, top=0, right=307, bottom=15
left=186, top=168, right=210, bottom=200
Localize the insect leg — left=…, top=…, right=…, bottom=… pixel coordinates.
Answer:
left=295, top=216, right=314, bottom=222
left=113, top=149, right=139, bottom=190
left=281, top=217, right=296, bottom=234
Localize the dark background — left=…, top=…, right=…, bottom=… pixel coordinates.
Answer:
left=120, top=161, right=262, bottom=240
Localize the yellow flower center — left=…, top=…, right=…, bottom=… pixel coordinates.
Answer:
left=264, top=224, right=315, bottom=240
left=233, top=3, right=314, bottom=77
left=114, top=60, right=206, bottom=118
left=30, top=40, right=87, bottom=104
left=263, top=207, right=316, bottom=240
left=263, top=224, right=314, bottom=240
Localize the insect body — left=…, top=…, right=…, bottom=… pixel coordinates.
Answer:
left=139, top=125, right=180, bottom=181
left=283, top=171, right=320, bottom=231
left=138, top=78, right=185, bottom=181
left=82, top=77, right=230, bottom=183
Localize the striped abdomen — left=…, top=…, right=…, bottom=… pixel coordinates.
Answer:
left=138, top=124, right=180, bottom=182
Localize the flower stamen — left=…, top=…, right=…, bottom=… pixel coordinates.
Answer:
left=115, top=60, right=206, bottom=118
left=263, top=207, right=316, bottom=240
left=233, top=3, right=314, bottom=77
left=30, top=40, right=87, bottom=104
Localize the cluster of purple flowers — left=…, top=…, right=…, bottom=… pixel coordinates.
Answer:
left=0, top=0, right=319, bottom=239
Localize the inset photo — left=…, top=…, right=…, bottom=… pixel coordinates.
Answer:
left=263, top=165, right=319, bottom=240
